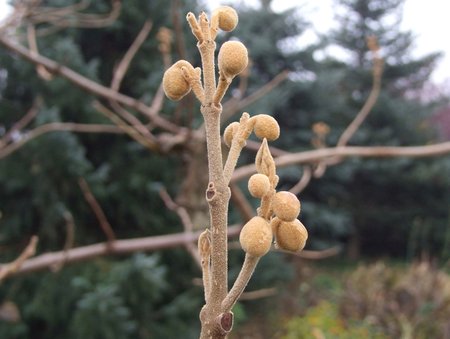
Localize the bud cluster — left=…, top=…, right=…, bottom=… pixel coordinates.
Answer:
left=223, top=114, right=280, bottom=148
left=240, top=188, right=308, bottom=257
left=162, top=6, right=248, bottom=106
left=230, top=115, right=308, bottom=257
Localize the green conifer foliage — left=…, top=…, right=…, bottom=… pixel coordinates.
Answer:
left=274, top=0, right=450, bottom=257
left=0, top=0, right=204, bottom=337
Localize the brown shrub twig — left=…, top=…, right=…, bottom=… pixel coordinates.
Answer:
left=337, top=37, right=383, bottom=148
left=221, top=70, right=289, bottom=123
left=50, top=210, right=76, bottom=272
left=0, top=97, right=41, bottom=147
left=314, top=36, right=383, bottom=178
left=107, top=18, right=168, bottom=144
left=289, top=165, right=313, bottom=195
left=159, top=187, right=201, bottom=267
left=26, top=24, right=53, bottom=80
left=110, top=20, right=153, bottom=92
left=229, top=183, right=255, bottom=222
left=0, top=236, right=39, bottom=282
left=78, top=177, right=116, bottom=243
left=4, top=225, right=242, bottom=278
left=238, top=287, right=277, bottom=301
left=233, top=142, right=450, bottom=183
left=28, top=0, right=121, bottom=30
left=0, top=121, right=129, bottom=159
left=93, top=101, right=159, bottom=151
left=0, top=35, right=181, bottom=134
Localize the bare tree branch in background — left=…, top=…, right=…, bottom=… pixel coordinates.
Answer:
left=0, top=97, right=41, bottom=147
left=159, top=187, right=202, bottom=267
left=0, top=120, right=134, bottom=159
left=7, top=226, right=242, bottom=278
left=0, top=34, right=181, bottom=135
left=24, top=0, right=121, bottom=31
left=233, top=141, right=450, bottom=183
left=0, top=236, right=39, bottom=281
left=78, top=178, right=116, bottom=243
left=50, top=211, right=76, bottom=272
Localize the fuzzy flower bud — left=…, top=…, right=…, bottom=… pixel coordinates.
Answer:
left=274, top=219, right=308, bottom=252
left=253, top=114, right=280, bottom=141
left=223, top=121, right=240, bottom=147
left=239, top=216, right=272, bottom=257
left=248, top=173, right=270, bottom=198
left=162, top=60, right=194, bottom=101
left=213, top=6, right=238, bottom=32
left=218, top=41, right=248, bottom=79
left=272, top=191, right=301, bottom=221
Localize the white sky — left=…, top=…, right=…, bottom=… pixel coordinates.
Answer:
left=209, top=0, right=450, bottom=84
left=1, top=0, right=449, bottom=83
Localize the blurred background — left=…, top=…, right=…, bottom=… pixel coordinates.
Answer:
left=1, top=0, right=449, bottom=338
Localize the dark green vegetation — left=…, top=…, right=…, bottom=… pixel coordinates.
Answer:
left=1, top=0, right=449, bottom=337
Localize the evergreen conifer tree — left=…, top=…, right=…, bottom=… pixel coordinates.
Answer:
left=0, top=1, right=207, bottom=337
left=274, top=0, right=450, bottom=258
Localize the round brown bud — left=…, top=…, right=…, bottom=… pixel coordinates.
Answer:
left=223, top=121, right=240, bottom=147
left=162, top=60, right=193, bottom=101
left=218, top=41, right=248, bottom=79
left=275, top=219, right=308, bottom=252
left=248, top=174, right=271, bottom=198
left=214, top=6, right=238, bottom=32
left=272, top=191, right=300, bottom=221
left=239, top=216, right=272, bottom=257
left=253, top=114, right=280, bottom=141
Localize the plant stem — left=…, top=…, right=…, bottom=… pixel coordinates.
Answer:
left=202, top=106, right=224, bottom=184
left=213, top=75, right=231, bottom=105
left=198, top=42, right=216, bottom=104
left=200, top=107, right=231, bottom=338
left=197, top=17, right=232, bottom=335
left=223, top=113, right=252, bottom=185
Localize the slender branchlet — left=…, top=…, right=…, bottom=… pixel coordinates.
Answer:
left=199, top=12, right=211, bottom=41
left=182, top=66, right=205, bottom=104
left=214, top=41, right=248, bottom=105
left=221, top=253, right=259, bottom=312
left=162, top=6, right=309, bottom=338
left=186, top=12, right=203, bottom=42
left=213, top=75, right=232, bottom=106
left=222, top=112, right=255, bottom=184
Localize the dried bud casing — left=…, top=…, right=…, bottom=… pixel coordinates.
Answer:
left=253, top=114, right=280, bottom=141
left=198, top=229, right=211, bottom=258
left=239, top=216, right=272, bottom=257
left=218, top=41, right=248, bottom=79
left=272, top=191, right=301, bottom=221
left=214, top=6, right=238, bottom=32
left=275, top=219, right=308, bottom=252
left=248, top=173, right=270, bottom=198
left=223, top=121, right=240, bottom=147
left=163, top=60, right=194, bottom=101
